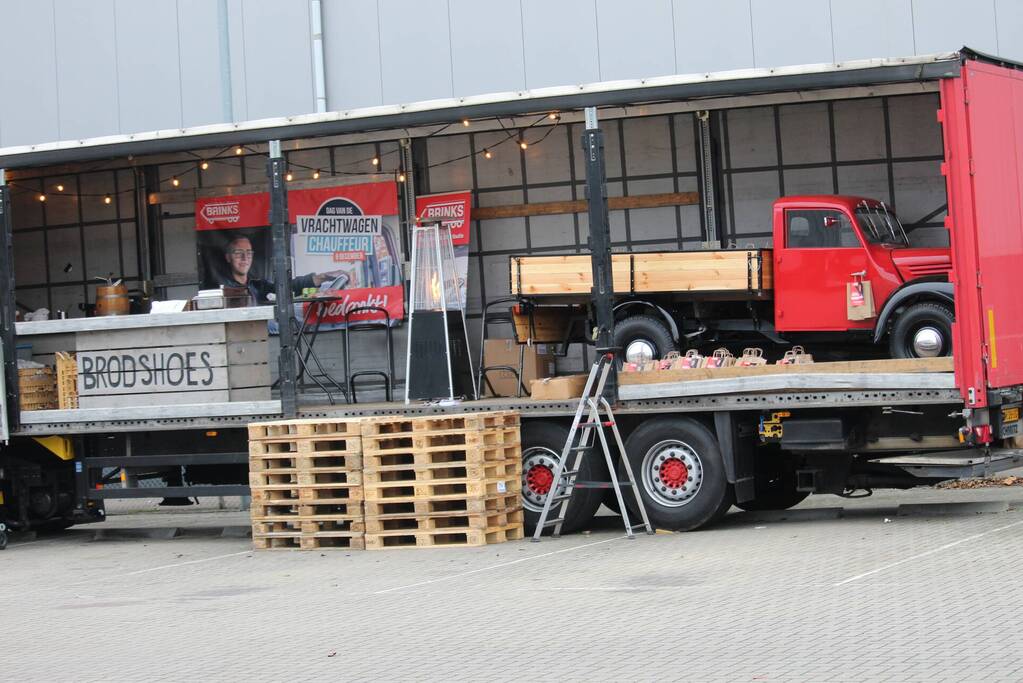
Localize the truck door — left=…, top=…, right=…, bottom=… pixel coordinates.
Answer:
left=940, top=59, right=1023, bottom=406
left=774, top=208, right=871, bottom=332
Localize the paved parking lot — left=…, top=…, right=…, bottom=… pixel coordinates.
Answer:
left=5, top=483, right=1023, bottom=682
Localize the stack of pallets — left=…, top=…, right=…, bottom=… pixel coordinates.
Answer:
left=247, top=418, right=365, bottom=550
left=360, top=411, right=524, bottom=549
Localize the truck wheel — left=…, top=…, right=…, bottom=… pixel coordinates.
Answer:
left=520, top=421, right=606, bottom=535
left=733, top=457, right=809, bottom=511
left=615, top=315, right=675, bottom=364
left=620, top=416, right=732, bottom=531
left=889, top=302, right=954, bottom=359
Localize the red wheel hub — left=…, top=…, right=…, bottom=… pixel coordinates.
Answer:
left=659, top=458, right=689, bottom=488
left=526, top=464, right=555, bottom=495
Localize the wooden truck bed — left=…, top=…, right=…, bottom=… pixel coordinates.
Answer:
left=509, top=249, right=772, bottom=297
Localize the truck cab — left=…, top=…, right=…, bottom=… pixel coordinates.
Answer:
left=772, top=195, right=954, bottom=358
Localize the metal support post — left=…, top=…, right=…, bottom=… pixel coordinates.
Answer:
left=0, top=170, right=20, bottom=433
left=582, top=108, right=619, bottom=402
left=267, top=141, right=298, bottom=416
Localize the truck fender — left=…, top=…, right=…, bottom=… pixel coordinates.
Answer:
left=872, top=280, right=955, bottom=343
left=613, top=300, right=680, bottom=342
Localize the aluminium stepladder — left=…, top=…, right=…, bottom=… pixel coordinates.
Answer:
left=532, top=353, right=654, bottom=541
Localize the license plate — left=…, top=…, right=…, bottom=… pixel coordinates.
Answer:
left=1003, top=406, right=1020, bottom=423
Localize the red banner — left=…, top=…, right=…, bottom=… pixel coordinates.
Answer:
left=305, top=285, right=405, bottom=325
left=415, top=191, right=472, bottom=246
left=195, top=193, right=269, bottom=230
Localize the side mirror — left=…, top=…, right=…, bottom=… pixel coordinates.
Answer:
left=823, top=215, right=839, bottom=227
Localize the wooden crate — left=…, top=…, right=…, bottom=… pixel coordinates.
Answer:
left=18, top=367, right=57, bottom=411
left=510, top=250, right=773, bottom=297
left=55, top=352, right=78, bottom=410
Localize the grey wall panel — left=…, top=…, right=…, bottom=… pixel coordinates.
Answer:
left=114, top=0, right=182, bottom=134
left=526, top=187, right=576, bottom=249
left=322, top=0, right=383, bottom=110
left=238, top=0, right=315, bottom=119
left=778, top=102, right=830, bottom=165
left=177, top=0, right=228, bottom=127
left=912, top=0, right=998, bottom=55
left=425, top=134, right=474, bottom=193
left=995, top=0, right=1023, bottom=61
left=449, top=0, right=526, bottom=96
left=596, top=0, right=675, bottom=81
left=888, top=94, right=942, bottom=157
left=378, top=0, right=453, bottom=103
left=622, top=116, right=674, bottom=176
left=523, top=127, right=571, bottom=185
left=830, top=0, right=914, bottom=63
left=521, top=0, right=600, bottom=88
left=54, top=0, right=120, bottom=141
left=0, top=2, right=60, bottom=146
left=672, top=0, right=754, bottom=73
left=833, top=98, right=886, bottom=161
left=750, top=0, right=833, bottom=67
left=724, top=108, right=777, bottom=168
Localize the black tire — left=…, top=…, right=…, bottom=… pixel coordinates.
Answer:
left=620, top=416, right=731, bottom=531
left=733, top=455, right=810, bottom=512
left=615, top=314, right=676, bottom=364
left=521, top=421, right=606, bottom=536
left=888, top=301, right=954, bottom=359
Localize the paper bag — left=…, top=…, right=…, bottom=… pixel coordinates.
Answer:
left=846, top=280, right=876, bottom=321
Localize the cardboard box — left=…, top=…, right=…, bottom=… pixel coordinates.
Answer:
left=530, top=374, right=588, bottom=401
left=482, top=339, right=556, bottom=397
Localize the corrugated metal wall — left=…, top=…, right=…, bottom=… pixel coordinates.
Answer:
left=0, top=0, right=1018, bottom=148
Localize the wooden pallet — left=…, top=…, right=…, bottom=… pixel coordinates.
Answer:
left=361, top=443, right=519, bottom=470
left=249, top=452, right=363, bottom=474
left=248, top=417, right=363, bottom=441
left=365, top=508, right=523, bottom=534
left=250, top=468, right=362, bottom=488
left=252, top=517, right=366, bottom=551
left=365, top=523, right=524, bottom=549
left=362, top=427, right=520, bottom=456
left=363, top=475, right=519, bottom=502
left=360, top=411, right=519, bottom=437
left=249, top=434, right=361, bottom=456
left=363, top=492, right=520, bottom=518
left=251, top=499, right=363, bottom=521
left=362, top=458, right=520, bottom=486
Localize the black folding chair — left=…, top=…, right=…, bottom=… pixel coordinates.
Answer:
left=477, top=296, right=528, bottom=398
left=343, top=305, right=394, bottom=403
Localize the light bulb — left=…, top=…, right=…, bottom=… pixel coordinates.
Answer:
left=200, top=161, right=209, bottom=170
left=398, top=172, right=406, bottom=182
left=104, top=196, right=112, bottom=205
left=171, top=177, right=180, bottom=187
left=56, top=184, right=64, bottom=192
left=519, top=140, right=528, bottom=150
left=38, top=194, right=46, bottom=202
left=313, top=170, right=320, bottom=180
left=483, top=149, right=492, bottom=159
left=462, top=118, right=470, bottom=127
left=234, top=146, right=243, bottom=155
left=372, top=156, right=380, bottom=166
left=548, top=112, right=559, bottom=120
left=286, top=172, right=293, bottom=182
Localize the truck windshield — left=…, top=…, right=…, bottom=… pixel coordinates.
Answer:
left=855, top=202, right=909, bottom=246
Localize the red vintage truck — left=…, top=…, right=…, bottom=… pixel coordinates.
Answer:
left=511, top=194, right=955, bottom=362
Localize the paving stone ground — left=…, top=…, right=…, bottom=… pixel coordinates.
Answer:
left=4, top=482, right=1023, bottom=682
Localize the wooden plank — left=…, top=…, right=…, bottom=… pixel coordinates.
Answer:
left=227, top=363, right=271, bottom=388
left=619, top=356, right=954, bottom=385
left=79, top=390, right=231, bottom=408
left=476, top=192, right=699, bottom=220
left=511, top=250, right=770, bottom=295
left=227, top=340, right=269, bottom=365
left=19, top=400, right=283, bottom=423
left=76, top=324, right=227, bottom=351
left=619, top=372, right=956, bottom=400
left=77, top=344, right=230, bottom=395
left=16, top=306, right=274, bottom=336
left=226, top=320, right=270, bottom=343
left=230, top=386, right=272, bottom=401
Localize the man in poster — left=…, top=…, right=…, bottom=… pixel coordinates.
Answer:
left=219, top=234, right=344, bottom=304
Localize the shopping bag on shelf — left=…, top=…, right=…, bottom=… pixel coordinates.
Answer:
left=737, top=348, right=767, bottom=367
left=846, top=279, right=876, bottom=321
left=702, top=348, right=736, bottom=368
left=672, top=349, right=704, bottom=369
left=776, top=345, right=814, bottom=365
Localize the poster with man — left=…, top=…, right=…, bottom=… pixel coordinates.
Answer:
left=195, top=181, right=404, bottom=328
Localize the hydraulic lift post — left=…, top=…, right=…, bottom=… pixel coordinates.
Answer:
left=267, top=141, right=298, bottom=417
left=582, top=107, right=619, bottom=401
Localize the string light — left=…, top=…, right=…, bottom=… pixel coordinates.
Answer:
left=462, top=118, right=470, bottom=127
left=519, top=140, right=528, bottom=150
left=234, top=146, right=243, bottom=156
left=285, top=172, right=293, bottom=182
left=200, top=160, right=209, bottom=170
left=38, top=194, right=46, bottom=202
left=313, top=170, right=320, bottom=180
left=548, top=112, right=559, bottom=120
left=56, top=184, right=64, bottom=192
left=398, top=172, right=406, bottom=183
left=483, top=149, right=492, bottom=159
left=104, top=196, right=112, bottom=205
left=171, top=177, right=180, bottom=187
left=372, top=156, right=380, bottom=167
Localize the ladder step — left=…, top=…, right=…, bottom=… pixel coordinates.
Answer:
left=573, top=481, right=633, bottom=489
left=580, top=421, right=615, bottom=428
left=549, top=493, right=573, bottom=502
left=542, top=517, right=565, bottom=527
left=630, top=523, right=650, bottom=530
left=561, top=469, right=579, bottom=477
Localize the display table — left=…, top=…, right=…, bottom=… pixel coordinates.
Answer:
left=16, top=307, right=278, bottom=418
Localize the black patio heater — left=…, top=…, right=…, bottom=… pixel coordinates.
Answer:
left=404, top=219, right=476, bottom=402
